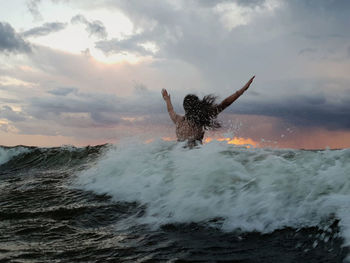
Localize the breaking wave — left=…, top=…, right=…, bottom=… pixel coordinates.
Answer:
left=75, top=140, right=350, bottom=245
left=0, top=145, right=106, bottom=173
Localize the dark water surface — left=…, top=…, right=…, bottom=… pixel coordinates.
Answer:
left=0, top=144, right=348, bottom=262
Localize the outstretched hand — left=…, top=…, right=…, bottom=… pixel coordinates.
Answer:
left=161, top=89, right=170, bottom=101
left=243, top=76, right=255, bottom=91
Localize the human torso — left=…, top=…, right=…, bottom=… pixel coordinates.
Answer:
left=176, top=116, right=204, bottom=143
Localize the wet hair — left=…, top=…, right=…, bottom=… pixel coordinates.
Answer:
left=183, top=94, right=220, bottom=129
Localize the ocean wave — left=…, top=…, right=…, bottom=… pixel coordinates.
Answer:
left=76, top=139, right=350, bottom=245
left=0, top=145, right=106, bottom=172
left=0, top=146, right=31, bottom=166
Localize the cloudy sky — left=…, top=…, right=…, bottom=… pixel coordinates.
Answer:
left=0, top=0, right=349, bottom=148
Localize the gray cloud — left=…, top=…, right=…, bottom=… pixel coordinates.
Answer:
left=90, top=111, right=121, bottom=125
left=96, top=33, right=154, bottom=56
left=48, top=87, right=78, bottom=96
left=71, top=14, right=107, bottom=39
left=22, top=22, right=67, bottom=38
left=26, top=0, right=70, bottom=20
left=28, top=94, right=117, bottom=118
left=196, top=0, right=266, bottom=7
left=0, top=105, right=27, bottom=122
left=298, top=48, right=317, bottom=56
left=91, top=0, right=350, bottom=87
left=91, top=1, right=273, bottom=86
left=0, top=22, right=31, bottom=53
left=286, top=0, right=350, bottom=41
left=26, top=86, right=159, bottom=122
left=0, top=98, right=21, bottom=104
left=27, top=0, right=42, bottom=20
left=0, top=78, right=163, bottom=133
left=239, top=99, right=350, bottom=130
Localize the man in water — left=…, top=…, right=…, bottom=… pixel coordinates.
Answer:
left=161, top=76, right=255, bottom=146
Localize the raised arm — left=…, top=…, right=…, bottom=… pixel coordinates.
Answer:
left=216, top=76, right=255, bottom=114
left=161, top=89, right=181, bottom=124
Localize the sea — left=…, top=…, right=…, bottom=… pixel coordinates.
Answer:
left=1, top=139, right=350, bottom=262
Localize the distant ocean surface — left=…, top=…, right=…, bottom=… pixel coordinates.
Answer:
left=1, top=140, right=350, bottom=262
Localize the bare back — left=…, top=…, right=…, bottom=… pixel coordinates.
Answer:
left=175, top=116, right=204, bottom=142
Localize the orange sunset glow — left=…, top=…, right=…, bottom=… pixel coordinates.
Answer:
left=145, top=136, right=258, bottom=148
left=204, top=137, right=258, bottom=148
left=143, top=136, right=258, bottom=148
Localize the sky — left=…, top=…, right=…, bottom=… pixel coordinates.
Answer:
left=0, top=0, right=349, bottom=149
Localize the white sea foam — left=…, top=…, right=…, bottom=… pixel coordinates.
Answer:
left=0, top=146, right=30, bottom=166
left=76, top=139, right=350, bottom=244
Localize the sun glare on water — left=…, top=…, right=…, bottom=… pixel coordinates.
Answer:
left=145, top=137, right=258, bottom=148
left=204, top=137, right=258, bottom=148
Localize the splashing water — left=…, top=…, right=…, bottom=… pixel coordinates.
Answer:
left=76, top=139, right=350, bottom=245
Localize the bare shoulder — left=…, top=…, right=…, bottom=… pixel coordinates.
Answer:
left=176, top=115, right=185, bottom=124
